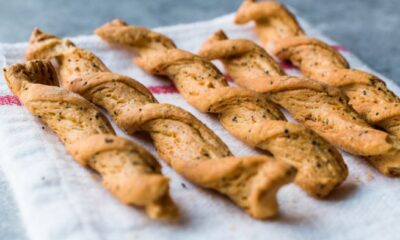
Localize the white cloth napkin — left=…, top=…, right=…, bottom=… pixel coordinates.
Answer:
left=0, top=11, right=399, bottom=240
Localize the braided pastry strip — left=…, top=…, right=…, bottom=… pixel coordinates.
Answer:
left=3, top=60, right=177, bottom=219
left=275, top=38, right=400, bottom=138
left=198, top=30, right=400, bottom=176
left=93, top=20, right=350, bottom=198
left=25, top=30, right=296, bottom=219
left=234, top=0, right=400, bottom=176
left=234, top=0, right=304, bottom=50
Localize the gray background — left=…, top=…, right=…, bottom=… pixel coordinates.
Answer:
left=0, top=0, right=399, bottom=239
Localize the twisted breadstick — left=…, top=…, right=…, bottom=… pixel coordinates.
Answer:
left=198, top=30, right=400, bottom=176
left=25, top=29, right=296, bottom=219
left=3, top=60, right=177, bottom=219
left=275, top=39, right=400, bottom=140
left=234, top=0, right=400, bottom=176
left=234, top=0, right=304, bottom=50
left=93, top=19, right=350, bottom=197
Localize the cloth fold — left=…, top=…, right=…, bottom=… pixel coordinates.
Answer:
left=0, top=12, right=399, bottom=240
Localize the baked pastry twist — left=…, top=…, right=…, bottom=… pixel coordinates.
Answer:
left=234, top=0, right=304, bottom=50
left=234, top=0, right=400, bottom=176
left=94, top=19, right=350, bottom=197
left=25, top=29, right=297, bottom=219
left=198, top=29, right=400, bottom=176
left=275, top=39, right=400, bottom=140
left=3, top=60, right=177, bottom=219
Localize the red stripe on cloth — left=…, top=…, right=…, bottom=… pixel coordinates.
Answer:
left=224, top=73, right=234, bottom=82
left=280, top=61, right=297, bottom=70
left=148, top=85, right=178, bottom=94
left=332, top=45, right=348, bottom=52
left=0, top=95, right=21, bottom=106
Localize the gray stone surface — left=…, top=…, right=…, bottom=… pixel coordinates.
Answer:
left=0, top=0, right=399, bottom=239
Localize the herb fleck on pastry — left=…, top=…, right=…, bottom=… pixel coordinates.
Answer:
left=234, top=0, right=400, bottom=176
left=94, top=19, right=349, bottom=198
left=3, top=60, right=177, bottom=219
left=25, top=29, right=296, bottom=219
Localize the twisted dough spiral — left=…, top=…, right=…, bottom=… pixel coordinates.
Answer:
left=234, top=0, right=304, bottom=50
left=94, top=19, right=349, bottom=197
left=234, top=0, right=400, bottom=176
left=3, top=60, right=177, bottom=219
left=25, top=29, right=296, bottom=219
left=275, top=38, right=400, bottom=141
left=198, top=30, right=400, bottom=176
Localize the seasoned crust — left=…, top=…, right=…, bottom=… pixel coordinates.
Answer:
left=95, top=19, right=176, bottom=51
left=235, top=0, right=400, bottom=176
left=275, top=37, right=400, bottom=134
left=3, top=60, right=177, bottom=219
left=274, top=36, right=349, bottom=78
left=94, top=20, right=352, bottom=198
left=197, top=30, right=400, bottom=177
left=26, top=29, right=297, bottom=219
left=198, top=31, right=356, bottom=196
left=234, top=0, right=304, bottom=49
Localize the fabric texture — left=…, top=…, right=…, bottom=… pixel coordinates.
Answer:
left=0, top=11, right=399, bottom=240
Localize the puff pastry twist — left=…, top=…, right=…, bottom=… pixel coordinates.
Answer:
left=234, top=0, right=400, bottom=176
left=93, top=19, right=350, bottom=197
left=3, top=60, right=177, bottom=219
left=25, top=29, right=296, bottom=219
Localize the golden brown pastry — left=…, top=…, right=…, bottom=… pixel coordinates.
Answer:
left=3, top=60, right=177, bottom=219
left=273, top=17, right=400, bottom=140
left=234, top=0, right=400, bottom=176
left=25, top=29, right=296, bottom=219
left=93, top=19, right=349, bottom=198
left=234, top=0, right=304, bottom=50
left=198, top=30, right=400, bottom=176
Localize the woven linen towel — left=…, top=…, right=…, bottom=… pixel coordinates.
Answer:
left=0, top=10, right=399, bottom=240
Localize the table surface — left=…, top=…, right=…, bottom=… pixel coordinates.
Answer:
left=1, top=0, right=399, bottom=239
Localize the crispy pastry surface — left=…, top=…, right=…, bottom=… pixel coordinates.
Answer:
left=25, top=29, right=296, bottom=219
left=233, top=1, right=400, bottom=176
left=273, top=20, right=400, bottom=142
left=234, top=0, right=304, bottom=50
left=93, top=19, right=351, bottom=198
left=3, top=60, right=177, bottom=219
